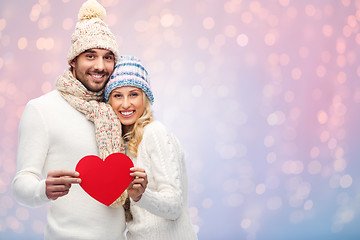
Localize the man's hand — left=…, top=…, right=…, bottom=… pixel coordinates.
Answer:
left=128, top=167, right=148, bottom=202
left=45, top=170, right=81, bottom=200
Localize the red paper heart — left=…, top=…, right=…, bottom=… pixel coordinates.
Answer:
left=75, top=153, right=134, bottom=206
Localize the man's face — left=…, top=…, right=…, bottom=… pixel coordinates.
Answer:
left=70, top=48, right=115, bottom=92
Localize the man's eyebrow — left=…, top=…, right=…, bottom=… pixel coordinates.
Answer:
left=83, top=49, right=96, bottom=53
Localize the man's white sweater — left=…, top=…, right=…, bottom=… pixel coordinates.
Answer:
left=12, top=90, right=126, bottom=240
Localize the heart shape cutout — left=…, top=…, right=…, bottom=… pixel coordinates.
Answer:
left=75, top=153, right=134, bottom=206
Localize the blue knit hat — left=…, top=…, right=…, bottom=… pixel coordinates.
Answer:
left=104, top=55, right=154, bottom=104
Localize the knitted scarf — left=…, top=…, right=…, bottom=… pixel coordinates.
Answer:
left=56, top=69, right=127, bottom=208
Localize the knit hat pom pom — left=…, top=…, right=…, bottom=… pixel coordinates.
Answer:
left=78, top=0, right=106, bottom=21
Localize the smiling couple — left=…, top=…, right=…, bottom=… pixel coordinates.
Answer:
left=12, top=0, right=197, bottom=239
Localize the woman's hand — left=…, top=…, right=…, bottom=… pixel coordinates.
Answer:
left=45, top=170, right=81, bottom=200
left=128, top=167, right=148, bottom=202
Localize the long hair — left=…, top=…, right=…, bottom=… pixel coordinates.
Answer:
left=123, top=93, right=153, bottom=157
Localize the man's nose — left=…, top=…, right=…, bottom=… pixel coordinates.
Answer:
left=94, top=58, right=105, bottom=71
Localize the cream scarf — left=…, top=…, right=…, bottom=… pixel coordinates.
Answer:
left=56, top=69, right=127, bottom=207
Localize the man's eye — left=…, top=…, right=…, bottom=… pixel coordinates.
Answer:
left=87, top=55, right=95, bottom=59
left=105, top=55, right=114, bottom=60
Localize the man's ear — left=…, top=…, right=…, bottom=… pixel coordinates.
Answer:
left=70, top=58, right=76, bottom=68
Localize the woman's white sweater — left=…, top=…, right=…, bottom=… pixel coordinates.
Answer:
left=126, top=121, right=197, bottom=240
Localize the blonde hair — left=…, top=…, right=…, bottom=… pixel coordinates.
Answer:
left=123, top=94, right=153, bottom=157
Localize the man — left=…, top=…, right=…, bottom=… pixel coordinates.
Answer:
left=12, top=1, right=146, bottom=239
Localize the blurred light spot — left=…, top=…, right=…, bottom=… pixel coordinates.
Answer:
left=334, top=147, right=344, bottom=159
left=267, top=15, right=279, bottom=27
left=267, top=53, right=279, bottom=65
left=224, top=194, right=244, bottom=207
left=322, top=25, right=333, bottom=37
left=328, top=137, right=337, bottom=150
left=310, top=147, right=320, bottom=158
left=0, top=96, right=5, bottom=109
left=202, top=198, right=213, bottom=208
left=17, top=37, right=28, bottom=50
left=267, top=196, right=282, bottom=210
left=30, top=4, right=41, bottom=22
left=336, top=38, right=346, bottom=54
left=62, top=18, right=74, bottom=30
left=6, top=216, right=22, bottom=233
left=329, top=174, right=341, bottom=188
left=217, top=85, right=229, bottom=98
left=334, top=158, right=347, bottom=172
left=194, top=61, right=206, bottom=74
left=267, top=111, right=286, bottom=126
left=317, top=110, right=328, bottom=124
left=161, top=13, right=175, bottom=28
left=217, top=144, right=237, bottom=159
left=241, top=218, right=252, bottom=229
left=32, top=220, right=46, bottom=234
left=291, top=67, right=302, bottom=80
left=41, top=81, right=52, bottom=93
left=282, top=160, right=304, bottom=175
left=16, top=208, right=29, bottom=221
left=38, top=16, right=53, bottom=30
left=286, top=6, right=298, bottom=19
left=42, top=62, right=53, bottom=74
left=264, top=135, right=275, bottom=148
left=0, top=58, right=3, bottom=69
left=203, top=17, right=215, bottom=30
left=340, top=174, right=352, bottom=188
left=341, top=0, right=351, bottom=7
left=321, top=51, right=331, bottom=63
left=264, top=33, right=276, bottom=46
left=305, top=4, right=316, bottom=17
left=337, top=55, right=347, bottom=68
left=279, top=0, right=290, bottom=6
left=197, top=37, right=209, bottom=49
left=299, top=46, right=309, bottom=59
left=214, top=34, right=226, bottom=46
left=224, top=25, right=237, bottom=38
left=266, top=152, right=277, bottom=163
left=0, top=18, right=6, bottom=31
left=241, top=12, right=253, bottom=24
left=255, top=184, right=266, bottom=195
left=279, top=54, right=290, bottom=66
left=308, top=160, right=322, bottom=175
left=237, top=34, right=249, bottom=47
left=312, top=88, right=322, bottom=100
left=320, top=130, right=330, bottom=142
left=304, top=200, right=313, bottom=210
left=284, top=90, right=295, bottom=103
left=192, top=85, right=203, bottom=97
left=316, top=65, right=326, bottom=78
left=343, top=25, right=352, bottom=37
left=224, top=1, right=241, bottom=14
left=290, top=210, right=305, bottom=224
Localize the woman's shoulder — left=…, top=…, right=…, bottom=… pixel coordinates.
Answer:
left=144, top=120, right=167, bottom=132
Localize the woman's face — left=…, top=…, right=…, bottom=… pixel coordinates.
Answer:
left=108, top=86, right=145, bottom=127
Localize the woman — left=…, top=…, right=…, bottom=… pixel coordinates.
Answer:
left=105, top=55, right=198, bottom=240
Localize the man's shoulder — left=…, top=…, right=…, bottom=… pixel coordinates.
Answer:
left=28, top=90, right=62, bottom=106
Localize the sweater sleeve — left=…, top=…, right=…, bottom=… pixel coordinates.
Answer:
left=12, top=101, right=51, bottom=207
left=132, top=122, right=184, bottom=220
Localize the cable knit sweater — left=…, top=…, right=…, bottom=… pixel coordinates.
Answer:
left=12, top=90, right=126, bottom=240
left=126, top=121, right=197, bottom=240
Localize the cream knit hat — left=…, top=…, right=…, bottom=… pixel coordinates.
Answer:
left=67, top=0, right=119, bottom=64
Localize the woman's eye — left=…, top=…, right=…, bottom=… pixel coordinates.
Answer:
left=130, top=93, right=138, bottom=97
left=114, top=94, right=122, bottom=98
